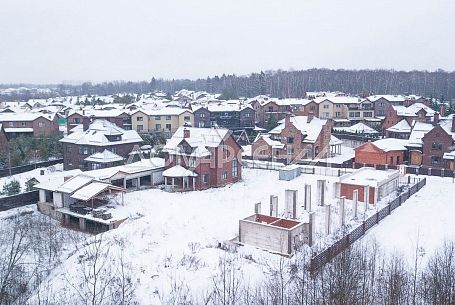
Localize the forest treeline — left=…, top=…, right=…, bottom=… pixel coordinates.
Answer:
left=2, top=69, right=455, bottom=101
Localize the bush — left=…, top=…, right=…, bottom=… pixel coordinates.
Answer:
left=2, top=180, right=21, bottom=196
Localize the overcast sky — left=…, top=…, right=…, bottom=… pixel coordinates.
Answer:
left=0, top=0, right=454, bottom=84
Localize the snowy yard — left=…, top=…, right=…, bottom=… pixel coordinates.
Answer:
left=367, top=175, right=455, bottom=264
left=1, top=167, right=453, bottom=304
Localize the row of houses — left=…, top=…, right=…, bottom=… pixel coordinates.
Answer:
left=355, top=114, right=455, bottom=169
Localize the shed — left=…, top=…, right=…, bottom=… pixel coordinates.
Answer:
left=279, top=164, right=302, bottom=181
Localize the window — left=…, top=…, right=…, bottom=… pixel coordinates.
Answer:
left=137, top=125, right=143, bottom=132
left=184, top=116, right=190, bottom=121
left=431, top=156, right=441, bottom=164
left=166, top=115, right=171, bottom=120
left=169, top=154, right=174, bottom=162
left=397, top=156, right=400, bottom=163
left=21, top=122, right=26, bottom=127
left=137, top=116, right=143, bottom=121
left=200, top=113, right=205, bottom=118
left=203, top=174, right=209, bottom=183
left=245, top=113, right=250, bottom=117
left=432, top=142, right=442, bottom=150
left=110, top=147, right=117, bottom=154
left=90, top=147, right=96, bottom=155
left=268, top=106, right=273, bottom=112
left=232, top=160, right=238, bottom=177
left=176, top=156, right=181, bottom=165
left=323, top=104, right=329, bottom=109
left=155, top=116, right=161, bottom=120
left=287, top=137, right=294, bottom=144
left=166, top=124, right=171, bottom=130
left=155, top=124, right=161, bottom=131
left=336, top=104, right=341, bottom=108
left=363, top=112, right=373, bottom=117
left=83, top=147, right=88, bottom=155
left=335, top=112, right=341, bottom=117
left=287, top=146, right=294, bottom=155
left=38, top=122, right=45, bottom=128
left=390, top=156, right=394, bottom=164
left=198, top=121, right=205, bottom=128
left=323, top=112, right=329, bottom=118
left=189, top=158, right=196, bottom=167
left=221, top=171, right=228, bottom=180
left=73, top=118, right=80, bottom=124
left=66, top=145, right=72, bottom=153
left=310, top=105, right=315, bottom=110
left=8, top=122, right=13, bottom=127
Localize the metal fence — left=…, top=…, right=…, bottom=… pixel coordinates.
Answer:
left=309, top=177, right=427, bottom=275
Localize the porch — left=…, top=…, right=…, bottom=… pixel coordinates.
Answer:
left=163, top=165, right=198, bottom=191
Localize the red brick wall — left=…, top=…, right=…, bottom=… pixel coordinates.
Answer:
left=340, top=183, right=375, bottom=204
left=164, top=132, right=242, bottom=189
left=252, top=137, right=273, bottom=159
left=355, top=142, right=405, bottom=165
left=422, top=125, right=453, bottom=168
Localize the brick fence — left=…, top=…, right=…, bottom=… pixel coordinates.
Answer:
left=309, top=177, right=427, bottom=275
left=0, top=191, right=39, bottom=211
left=0, top=159, right=63, bottom=178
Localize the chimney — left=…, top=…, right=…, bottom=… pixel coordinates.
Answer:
left=285, top=114, right=291, bottom=127
left=183, top=127, right=190, bottom=139
left=440, top=104, right=446, bottom=117
left=452, top=115, right=455, bottom=133
left=433, top=112, right=440, bottom=126
left=82, top=117, right=90, bottom=131
left=307, top=111, right=314, bottom=123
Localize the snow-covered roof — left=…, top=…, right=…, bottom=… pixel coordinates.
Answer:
left=81, top=158, right=165, bottom=180
left=334, top=122, right=378, bottom=134
left=367, top=95, right=406, bottom=103
left=33, top=169, right=83, bottom=192
left=60, top=119, right=142, bottom=147
left=408, top=121, right=434, bottom=147
left=259, top=134, right=285, bottom=149
left=340, top=168, right=400, bottom=187
left=71, top=182, right=123, bottom=201
left=0, top=112, right=56, bottom=122
left=393, top=103, right=435, bottom=117
left=313, top=96, right=363, bottom=105
left=56, top=175, right=94, bottom=194
left=372, top=138, right=409, bottom=152
left=443, top=151, right=455, bottom=160
left=269, top=116, right=327, bottom=144
left=330, top=135, right=343, bottom=146
left=84, top=149, right=124, bottom=163
left=163, top=127, right=230, bottom=152
left=4, top=127, right=34, bottom=133
left=163, top=165, right=198, bottom=177
left=386, top=119, right=412, bottom=133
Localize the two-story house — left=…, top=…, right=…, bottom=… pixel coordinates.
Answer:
left=131, top=108, right=193, bottom=137
left=193, top=102, right=255, bottom=130
left=0, top=112, right=59, bottom=138
left=252, top=114, right=332, bottom=162
left=161, top=126, right=242, bottom=191
left=60, top=119, right=143, bottom=170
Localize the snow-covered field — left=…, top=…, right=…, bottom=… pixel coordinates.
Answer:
left=0, top=167, right=452, bottom=304
left=367, top=175, right=455, bottom=264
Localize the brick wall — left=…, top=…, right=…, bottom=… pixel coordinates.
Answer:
left=355, top=142, right=405, bottom=165
left=422, top=125, right=454, bottom=168
left=340, top=183, right=375, bottom=204
left=0, top=191, right=39, bottom=211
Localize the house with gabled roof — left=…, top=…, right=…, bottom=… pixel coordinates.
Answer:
left=252, top=114, right=332, bottom=162
left=60, top=119, right=143, bottom=170
left=162, top=126, right=242, bottom=191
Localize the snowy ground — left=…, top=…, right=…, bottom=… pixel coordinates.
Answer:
left=366, top=175, right=455, bottom=264
left=302, top=144, right=354, bottom=164
left=1, top=166, right=451, bottom=304
left=0, top=164, right=64, bottom=195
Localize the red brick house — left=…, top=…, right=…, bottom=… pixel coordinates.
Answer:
left=250, top=98, right=291, bottom=129
left=382, top=103, right=435, bottom=133
left=67, top=109, right=132, bottom=131
left=354, top=138, right=408, bottom=166
left=421, top=115, right=455, bottom=169
left=162, top=126, right=242, bottom=191
left=60, top=119, right=143, bottom=170
left=0, top=112, right=59, bottom=138
left=251, top=114, right=332, bottom=162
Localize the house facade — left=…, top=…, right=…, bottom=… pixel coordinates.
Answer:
left=60, top=119, right=143, bottom=170
left=0, top=113, right=59, bottom=138
left=131, top=108, right=194, bottom=136
left=354, top=139, right=408, bottom=166
left=421, top=119, right=455, bottom=168
left=252, top=115, right=332, bottom=162
left=162, top=127, right=242, bottom=191
left=193, top=103, right=255, bottom=130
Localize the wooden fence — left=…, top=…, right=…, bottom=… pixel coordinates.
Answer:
left=309, top=178, right=427, bottom=275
